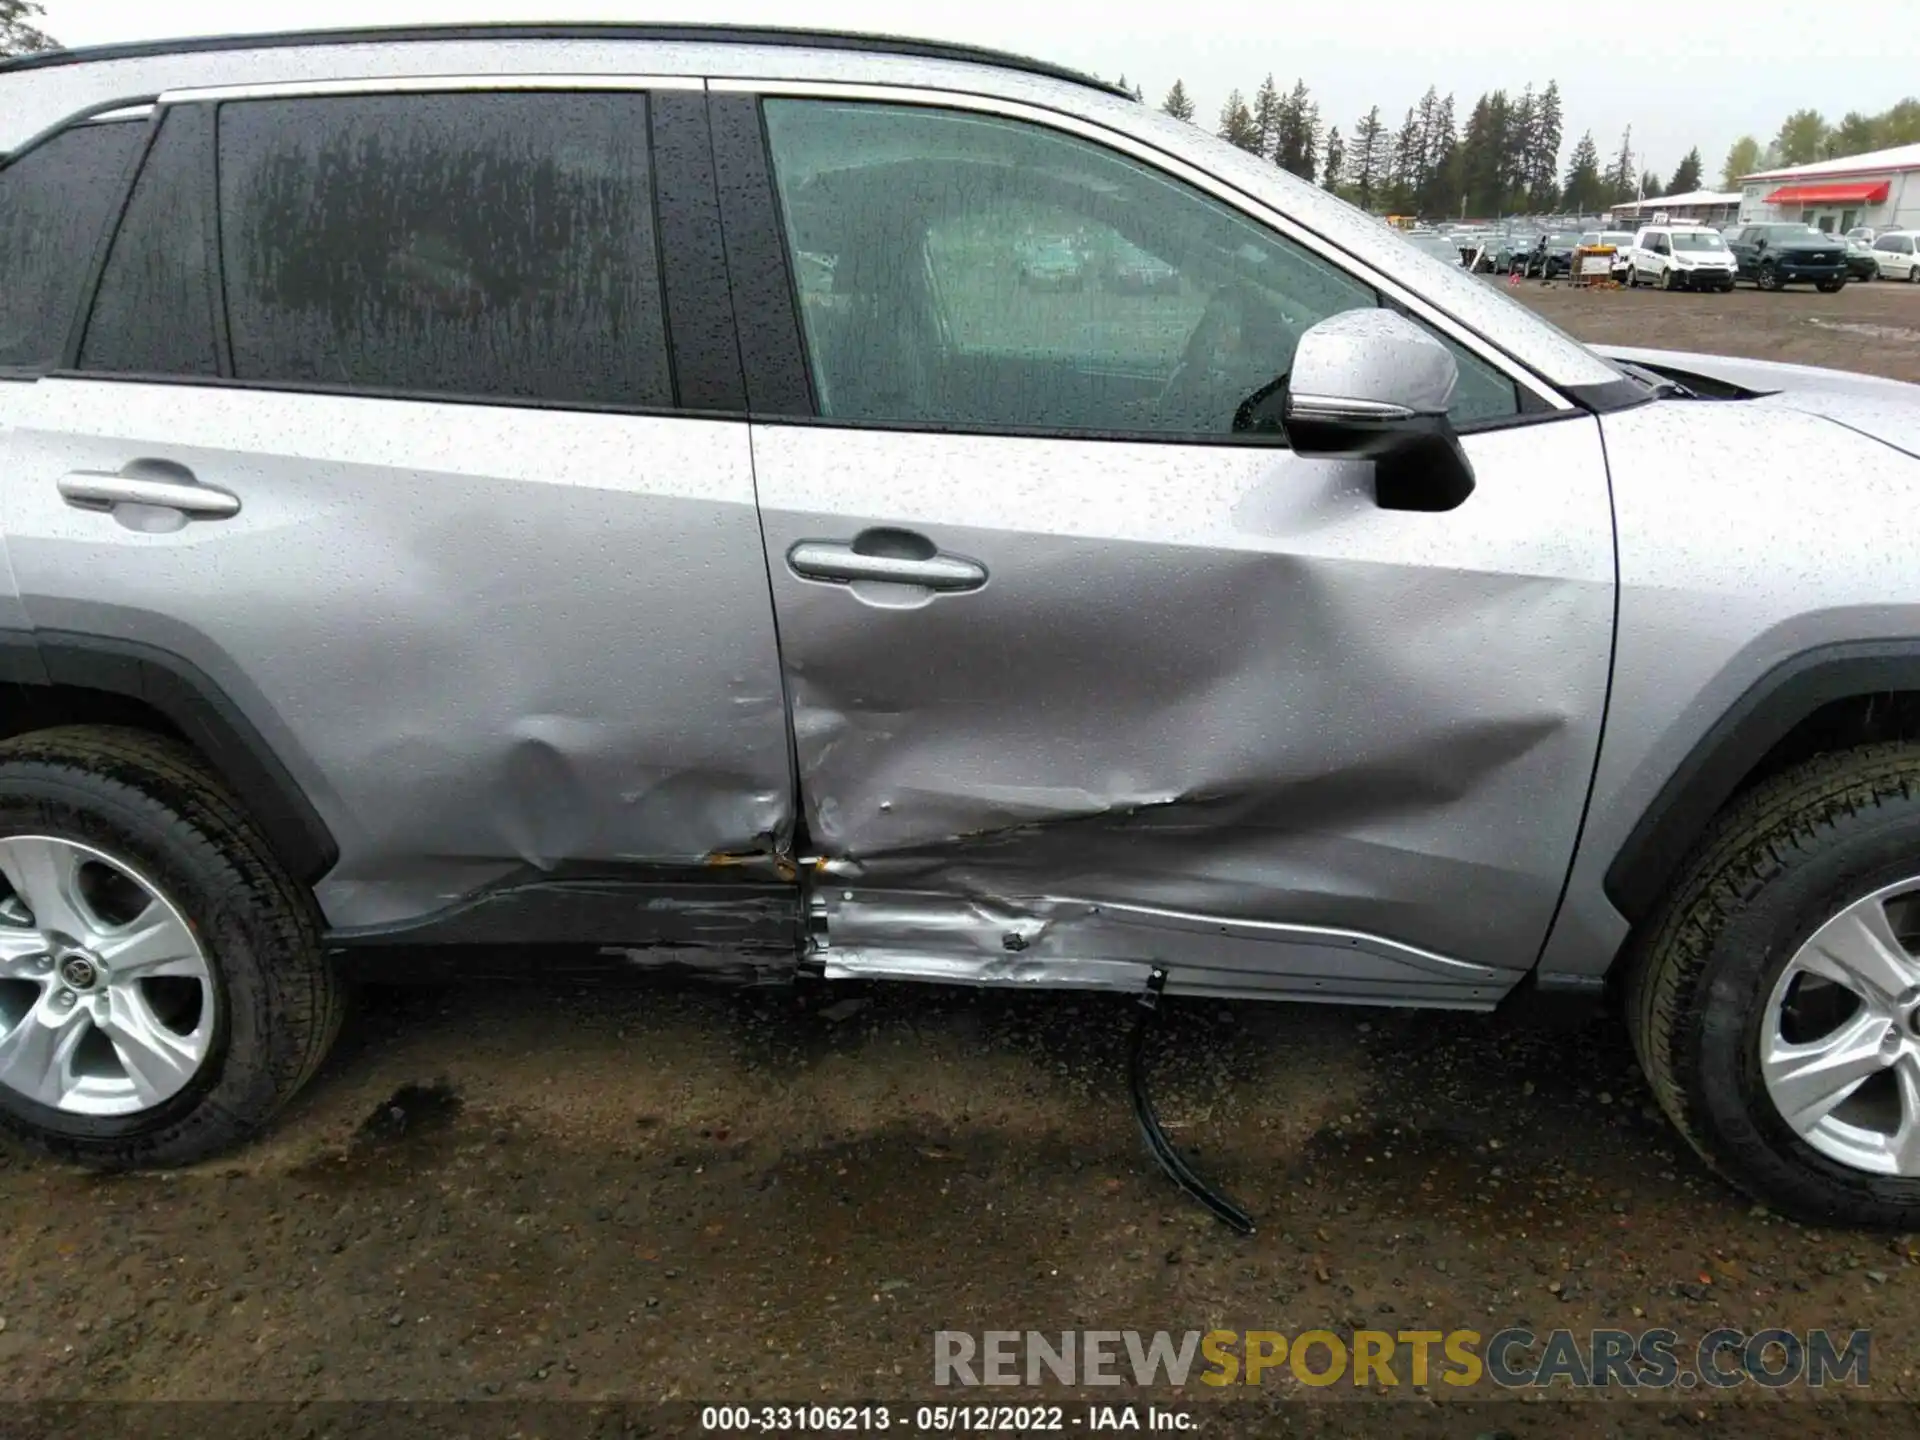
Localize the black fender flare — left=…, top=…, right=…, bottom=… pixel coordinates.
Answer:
left=1604, top=639, right=1920, bottom=924
left=0, top=630, right=337, bottom=884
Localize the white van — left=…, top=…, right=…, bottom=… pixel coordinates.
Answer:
left=1624, top=225, right=1738, bottom=291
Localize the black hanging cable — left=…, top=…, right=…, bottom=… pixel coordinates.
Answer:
left=1127, top=967, right=1255, bottom=1235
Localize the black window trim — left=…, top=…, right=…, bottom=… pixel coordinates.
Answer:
left=718, top=85, right=1562, bottom=446
left=46, top=77, right=750, bottom=419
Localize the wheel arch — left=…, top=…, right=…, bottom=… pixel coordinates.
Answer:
left=1605, top=639, right=1920, bottom=926
left=0, top=631, right=338, bottom=885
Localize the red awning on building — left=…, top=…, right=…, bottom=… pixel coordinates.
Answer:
left=1764, top=181, right=1892, bottom=205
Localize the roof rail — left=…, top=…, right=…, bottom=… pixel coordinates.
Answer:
left=0, top=21, right=1132, bottom=97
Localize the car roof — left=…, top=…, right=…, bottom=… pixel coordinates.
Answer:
left=0, top=21, right=1128, bottom=95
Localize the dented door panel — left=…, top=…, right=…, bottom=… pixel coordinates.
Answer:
left=3, top=380, right=794, bottom=929
left=755, top=418, right=1615, bottom=998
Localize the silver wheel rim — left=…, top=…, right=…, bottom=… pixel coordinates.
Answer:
left=1761, top=878, right=1920, bottom=1176
left=0, top=836, right=215, bottom=1117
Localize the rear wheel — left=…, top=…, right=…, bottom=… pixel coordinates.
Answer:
left=0, top=727, right=341, bottom=1169
left=1628, top=743, right=1920, bottom=1227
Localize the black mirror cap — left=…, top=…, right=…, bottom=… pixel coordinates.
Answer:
left=1279, top=382, right=1476, bottom=513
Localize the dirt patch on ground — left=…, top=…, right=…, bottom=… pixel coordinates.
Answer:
left=3, top=978, right=1918, bottom=1427
left=1511, top=277, right=1920, bottom=383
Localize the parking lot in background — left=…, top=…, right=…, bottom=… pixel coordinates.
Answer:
left=5, top=289, right=1920, bottom=1422
left=1511, top=276, right=1920, bottom=385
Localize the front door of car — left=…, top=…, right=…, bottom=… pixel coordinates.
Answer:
left=1, top=88, right=794, bottom=931
left=728, top=94, right=1616, bottom=1004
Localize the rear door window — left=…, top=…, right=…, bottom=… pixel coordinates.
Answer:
left=0, top=118, right=146, bottom=370
left=216, top=90, right=671, bottom=408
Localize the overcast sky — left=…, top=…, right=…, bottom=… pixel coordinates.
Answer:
left=36, top=0, right=1920, bottom=187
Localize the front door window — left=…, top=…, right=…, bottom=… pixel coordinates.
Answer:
left=761, top=99, right=1521, bottom=435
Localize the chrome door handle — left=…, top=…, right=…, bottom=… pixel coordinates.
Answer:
left=787, top=539, right=986, bottom=592
left=58, top=471, right=241, bottom=519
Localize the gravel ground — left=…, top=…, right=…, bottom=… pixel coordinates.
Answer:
left=1509, top=272, right=1920, bottom=384
left=6, top=277, right=1920, bottom=1434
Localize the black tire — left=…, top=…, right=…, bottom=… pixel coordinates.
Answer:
left=1817, top=278, right=1846, bottom=293
left=1757, top=262, right=1782, bottom=291
left=1626, top=743, right=1920, bottom=1227
left=1909, top=266, right=1920, bottom=284
left=0, top=726, right=341, bottom=1169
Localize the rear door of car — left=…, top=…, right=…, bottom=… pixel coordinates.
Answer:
left=0, top=79, right=795, bottom=934
left=709, top=86, right=1617, bottom=1004
left=0, top=110, right=151, bottom=639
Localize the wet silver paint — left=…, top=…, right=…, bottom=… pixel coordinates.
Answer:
left=1538, top=393, right=1920, bottom=979
left=1, top=381, right=792, bottom=927
left=1287, top=309, right=1461, bottom=419
left=756, top=416, right=1614, bottom=1000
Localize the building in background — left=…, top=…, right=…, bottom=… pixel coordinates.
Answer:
left=1737, top=143, right=1920, bottom=234
left=1609, top=189, right=1742, bottom=228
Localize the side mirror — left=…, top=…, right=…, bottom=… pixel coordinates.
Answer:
left=1280, top=309, right=1475, bottom=512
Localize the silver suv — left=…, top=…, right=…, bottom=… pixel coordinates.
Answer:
left=4, top=25, right=1920, bottom=1226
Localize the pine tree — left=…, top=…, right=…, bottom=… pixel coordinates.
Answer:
left=1389, top=107, right=1422, bottom=211
left=0, top=0, right=56, bottom=53
left=1665, top=147, right=1703, bottom=197
left=1113, top=75, right=1144, bottom=103
left=1275, top=80, right=1319, bottom=180
left=1347, top=106, right=1389, bottom=211
left=1421, top=93, right=1459, bottom=215
left=1509, top=86, right=1537, bottom=211
left=1603, top=126, right=1637, bottom=203
left=1161, top=80, right=1196, bottom=122
left=1529, top=81, right=1564, bottom=210
left=1413, top=87, right=1440, bottom=186
left=1252, top=75, right=1283, bottom=163
left=1321, top=126, right=1345, bottom=192
left=1562, top=130, right=1604, bottom=213
left=1459, top=92, right=1515, bottom=215
left=1639, top=167, right=1662, bottom=200
left=1218, top=90, right=1262, bottom=154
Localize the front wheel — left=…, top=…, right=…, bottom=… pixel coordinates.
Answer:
left=0, top=727, right=341, bottom=1169
left=1909, top=265, right=1920, bottom=285
left=1757, top=263, right=1782, bottom=291
left=1628, top=743, right=1920, bottom=1227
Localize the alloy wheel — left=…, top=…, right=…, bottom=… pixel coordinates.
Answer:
left=0, top=836, right=215, bottom=1117
left=1761, top=878, right=1920, bottom=1176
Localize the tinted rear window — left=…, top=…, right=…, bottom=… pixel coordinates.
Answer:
left=216, top=91, right=670, bottom=408
left=0, top=120, right=145, bottom=370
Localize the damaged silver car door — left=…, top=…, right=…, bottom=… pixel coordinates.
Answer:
left=746, top=95, right=1616, bottom=1007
